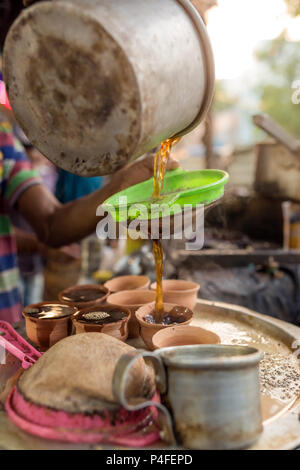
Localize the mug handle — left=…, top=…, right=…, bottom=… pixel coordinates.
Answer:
left=113, top=351, right=176, bottom=445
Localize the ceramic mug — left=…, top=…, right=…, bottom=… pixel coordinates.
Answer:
left=113, top=345, right=263, bottom=450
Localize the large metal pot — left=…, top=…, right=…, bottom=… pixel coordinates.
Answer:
left=3, top=0, right=214, bottom=176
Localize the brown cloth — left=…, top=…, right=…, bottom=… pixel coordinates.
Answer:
left=18, top=333, right=155, bottom=413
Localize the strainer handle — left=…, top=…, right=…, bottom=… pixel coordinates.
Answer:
left=113, top=351, right=176, bottom=445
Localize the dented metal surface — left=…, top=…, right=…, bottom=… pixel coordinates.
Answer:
left=158, top=345, right=263, bottom=450
left=113, top=344, right=263, bottom=449
left=3, top=0, right=214, bottom=176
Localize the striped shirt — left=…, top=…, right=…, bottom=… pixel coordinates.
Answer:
left=0, top=119, right=41, bottom=323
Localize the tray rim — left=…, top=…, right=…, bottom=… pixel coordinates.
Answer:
left=196, top=298, right=300, bottom=342
left=195, top=299, right=300, bottom=451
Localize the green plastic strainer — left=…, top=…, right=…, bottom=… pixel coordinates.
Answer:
left=102, top=168, right=229, bottom=222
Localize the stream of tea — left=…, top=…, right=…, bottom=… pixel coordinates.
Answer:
left=152, top=137, right=179, bottom=322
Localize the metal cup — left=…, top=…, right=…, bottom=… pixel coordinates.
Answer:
left=113, top=345, right=263, bottom=449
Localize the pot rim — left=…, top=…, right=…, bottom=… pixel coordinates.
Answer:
left=152, top=325, right=220, bottom=349
left=58, top=284, right=110, bottom=307
left=72, top=304, right=131, bottom=326
left=135, top=302, right=193, bottom=330
left=156, top=344, right=263, bottom=370
left=150, top=280, right=200, bottom=293
left=22, top=301, right=78, bottom=322
left=104, top=275, right=150, bottom=292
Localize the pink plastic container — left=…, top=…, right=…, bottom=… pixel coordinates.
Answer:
left=0, top=321, right=41, bottom=398
left=0, top=321, right=41, bottom=367
left=6, top=387, right=161, bottom=446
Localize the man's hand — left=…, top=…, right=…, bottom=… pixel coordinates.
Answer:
left=44, top=244, right=81, bottom=263
left=108, top=153, right=179, bottom=194
left=14, top=227, right=80, bottom=261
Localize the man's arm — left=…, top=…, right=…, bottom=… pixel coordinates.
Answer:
left=17, top=154, right=179, bottom=247
left=17, top=179, right=114, bottom=248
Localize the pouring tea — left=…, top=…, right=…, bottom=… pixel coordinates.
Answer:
left=3, top=0, right=214, bottom=176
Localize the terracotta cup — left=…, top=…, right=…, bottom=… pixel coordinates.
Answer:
left=106, top=290, right=156, bottom=338
left=58, top=284, right=109, bottom=310
left=135, top=302, right=193, bottom=350
left=104, top=275, right=150, bottom=293
left=150, top=280, right=200, bottom=310
left=22, top=302, right=78, bottom=351
left=72, top=305, right=131, bottom=342
left=152, top=325, right=220, bottom=350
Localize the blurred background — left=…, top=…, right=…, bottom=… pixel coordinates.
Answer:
left=174, top=0, right=300, bottom=186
